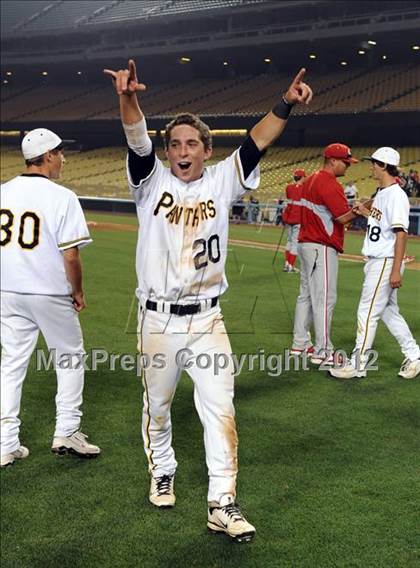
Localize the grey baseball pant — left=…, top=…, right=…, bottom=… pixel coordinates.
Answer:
left=292, top=242, right=339, bottom=355
left=285, top=223, right=300, bottom=255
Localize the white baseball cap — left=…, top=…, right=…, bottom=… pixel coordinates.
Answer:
left=364, top=147, right=400, bottom=167
left=21, top=128, right=62, bottom=160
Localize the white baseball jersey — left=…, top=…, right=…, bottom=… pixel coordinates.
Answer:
left=1, top=174, right=91, bottom=295
left=362, top=183, right=409, bottom=258
left=127, top=150, right=260, bottom=303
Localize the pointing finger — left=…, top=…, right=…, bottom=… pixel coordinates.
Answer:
left=292, top=67, right=306, bottom=85
left=128, top=59, right=138, bottom=82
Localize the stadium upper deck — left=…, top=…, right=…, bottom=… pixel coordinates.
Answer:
left=1, top=0, right=266, bottom=36
left=2, top=64, right=418, bottom=123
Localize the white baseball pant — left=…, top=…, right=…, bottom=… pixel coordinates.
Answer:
left=285, top=223, right=300, bottom=255
left=352, top=258, right=420, bottom=365
left=292, top=243, right=339, bottom=355
left=1, top=292, right=85, bottom=456
left=138, top=304, right=238, bottom=503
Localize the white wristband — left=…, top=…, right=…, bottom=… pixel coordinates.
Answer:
left=123, top=117, right=152, bottom=156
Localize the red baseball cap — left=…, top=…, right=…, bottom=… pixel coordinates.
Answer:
left=324, top=143, right=358, bottom=164
left=293, top=169, right=306, bottom=177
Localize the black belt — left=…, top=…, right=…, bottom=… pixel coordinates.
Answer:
left=145, top=297, right=218, bottom=316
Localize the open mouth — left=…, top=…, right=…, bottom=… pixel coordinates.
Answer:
left=178, top=161, right=192, bottom=172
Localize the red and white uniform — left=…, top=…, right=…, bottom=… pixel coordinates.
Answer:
left=299, top=170, right=349, bottom=253
left=283, top=182, right=302, bottom=259
left=282, top=182, right=302, bottom=225
left=293, top=170, right=350, bottom=356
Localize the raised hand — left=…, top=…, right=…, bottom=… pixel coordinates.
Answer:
left=284, top=68, right=313, bottom=105
left=103, top=59, right=146, bottom=96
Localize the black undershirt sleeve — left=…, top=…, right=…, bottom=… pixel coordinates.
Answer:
left=238, top=135, right=265, bottom=180
left=128, top=145, right=156, bottom=186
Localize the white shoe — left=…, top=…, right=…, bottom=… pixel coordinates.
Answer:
left=283, top=263, right=291, bottom=272
left=207, top=494, right=256, bottom=542
left=310, top=352, right=335, bottom=366
left=52, top=431, right=100, bottom=458
left=289, top=266, right=300, bottom=273
left=398, top=358, right=420, bottom=379
left=329, top=362, right=366, bottom=379
left=149, top=474, right=176, bottom=508
left=1, top=446, right=29, bottom=468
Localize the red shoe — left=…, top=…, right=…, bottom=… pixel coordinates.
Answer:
left=290, top=346, right=315, bottom=356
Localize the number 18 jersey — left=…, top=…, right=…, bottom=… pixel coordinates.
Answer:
left=362, top=183, right=409, bottom=258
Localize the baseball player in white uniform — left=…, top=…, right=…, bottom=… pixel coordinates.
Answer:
left=330, top=147, right=420, bottom=379
left=1, top=128, right=100, bottom=468
left=104, top=59, right=313, bottom=541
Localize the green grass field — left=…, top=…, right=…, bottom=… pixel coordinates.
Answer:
left=1, top=220, right=419, bottom=568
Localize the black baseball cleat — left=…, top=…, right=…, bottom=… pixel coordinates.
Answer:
left=149, top=474, right=176, bottom=508
left=207, top=495, right=256, bottom=542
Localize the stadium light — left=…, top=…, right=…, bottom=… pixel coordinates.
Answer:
left=210, top=129, right=247, bottom=136
left=3, top=79, right=8, bottom=84
left=368, top=40, right=377, bottom=45
left=340, top=61, right=348, bottom=66
left=413, top=45, right=419, bottom=51
left=77, top=71, right=82, bottom=75
left=309, top=54, right=316, bottom=59
left=264, top=58, right=271, bottom=63
left=42, top=71, right=48, bottom=76
left=382, top=55, right=387, bottom=60
left=180, top=57, right=191, bottom=63
left=223, top=61, right=228, bottom=66
left=358, top=50, right=365, bottom=55
left=6, top=71, right=12, bottom=76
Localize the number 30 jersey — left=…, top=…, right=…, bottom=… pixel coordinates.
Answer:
left=128, top=150, right=260, bottom=303
left=1, top=174, right=91, bottom=295
left=362, top=183, right=410, bottom=258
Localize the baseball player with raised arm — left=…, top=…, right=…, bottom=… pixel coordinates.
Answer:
left=282, top=168, right=306, bottom=273
left=104, top=59, right=312, bottom=542
left=1, top=128, right=100, bottom=468
left=290, top=143, right=359, bottom=364
left=330, top=147, right=420, bottom=380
